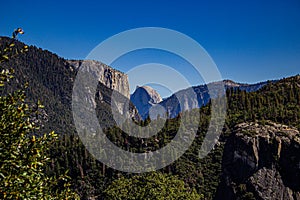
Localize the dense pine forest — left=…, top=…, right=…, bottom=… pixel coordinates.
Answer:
left=1, top=37, right=300, bottom=199
left=49, top=75, right=300, bottom=199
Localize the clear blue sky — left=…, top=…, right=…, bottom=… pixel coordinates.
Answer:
left=1, top=0, right=300, bottom=94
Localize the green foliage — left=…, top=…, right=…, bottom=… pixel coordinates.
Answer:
left=226, top=77, right=300, bottom=131
left=103, top=172, right=203, bottom=200
left=236, top=184, right=256, bottom=200
left=0, top=35, right=78, bottom=199
left=47, top=133, right=108, bottom=199
left=0, top=40, right=28, bottom=63
left=49, top=75, right=300, bottom=199
left=1, top=35, right=300, bottom=199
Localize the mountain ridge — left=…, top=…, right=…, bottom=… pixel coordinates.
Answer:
left=1, top=35, right=300, bottom=199
left=132, top=79, right=273, bottom=119
left=0, top=36, right=136, bottom=132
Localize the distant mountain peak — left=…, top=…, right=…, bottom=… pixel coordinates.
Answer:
left=130, top=85, right=162, bottom=119
left=136, top=85, right=163, bottom=103
left=223, top=79, right=243, bottom=87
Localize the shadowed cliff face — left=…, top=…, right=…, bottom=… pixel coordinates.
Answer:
left=216, top=121, right=300, bottom=200
left=130, top=86, right=162, bottom=120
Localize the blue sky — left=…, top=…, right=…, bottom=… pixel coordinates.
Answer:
left=1, top=0, right=300, bottom=96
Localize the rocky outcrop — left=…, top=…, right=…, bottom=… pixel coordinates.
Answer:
left=67, top=60, right=130, bottom=99
left=216, top=121, right=300, bottom=200
left=69, top=59, right=142, bottom=129
left=223, top=80, right=270, bottom=92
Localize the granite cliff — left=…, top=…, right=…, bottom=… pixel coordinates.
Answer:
left=133, top=80, right=270, bottom=119
left=216, top=121, right=300, bottom=200
left=130, top=85, right=162, bottom=119
left=67, top=60, right=130, bottom=99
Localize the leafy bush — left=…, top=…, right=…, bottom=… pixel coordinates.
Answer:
left=0, top=32, right=78, bottom=199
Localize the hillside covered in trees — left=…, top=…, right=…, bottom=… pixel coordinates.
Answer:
left=1, top=36, right=300, bottom=199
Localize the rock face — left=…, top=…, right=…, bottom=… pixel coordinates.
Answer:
left=137, top=80, right=270, bottom=119
left=223, top=80, right=270, bottom=92
left=68, top=60, right=140, bottom=128
left=130, top=86, right=162, bottom=119
left=67, top=60, right=130, bottom=99
left=159, top=85, right=210, bottom=118
left=216, top=121, right=300, bottom=200
left=130, top=80, right=269, bottom=119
